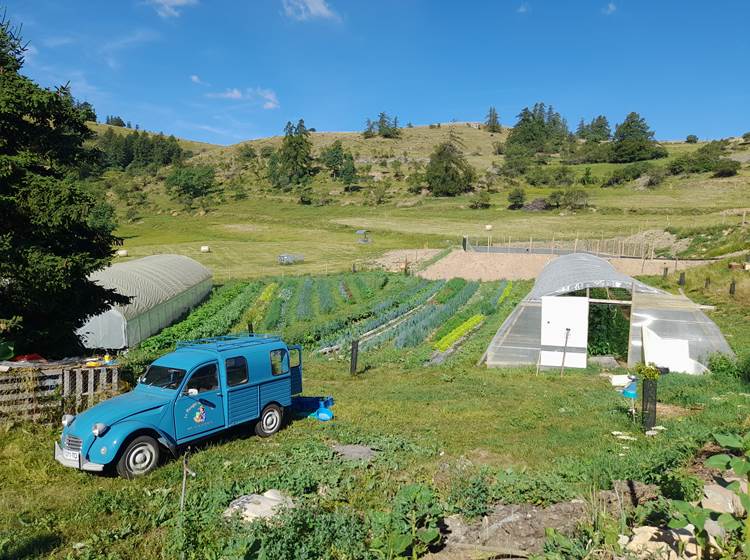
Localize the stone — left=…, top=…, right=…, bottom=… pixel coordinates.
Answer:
left=626, top=527, right=678, bottom=560
left=702, top=483, right=744, bottom=515
left=332, top=443, right=377, bottom=461
left=223, top=489, right=294, bottom=523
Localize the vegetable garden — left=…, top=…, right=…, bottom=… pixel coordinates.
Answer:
left=124, top=271, right=514, bottom=378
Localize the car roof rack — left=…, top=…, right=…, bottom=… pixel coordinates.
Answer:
left=176, top=333, right=281, bottom=352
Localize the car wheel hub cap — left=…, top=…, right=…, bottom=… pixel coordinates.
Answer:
left=264, top=410, right=279, bottom=431
left=128, top=443, right=154, bottom=473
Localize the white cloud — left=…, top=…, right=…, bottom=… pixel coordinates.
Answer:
left=207, top=87, right=243, bottom=99
left=190, top=74, right=209, bottom=85
left=101, top=29, right=159, bottom=69
left=148, top=0, right=198, bottom=18
left=24, top=44, right=39, bottom=63
left=517, top=3, right=530, bottom=14
left=206, top=87, right=280, bottom=110
left=602, top=2, right=617, bottom=15
left=282, top=0, right=340, bottom=22
left=254, top=88, right=280, bottom=110
left=42, top=36, right=77, bottom=48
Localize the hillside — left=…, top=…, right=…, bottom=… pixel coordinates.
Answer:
left=87, top=122, right=221, bottom=156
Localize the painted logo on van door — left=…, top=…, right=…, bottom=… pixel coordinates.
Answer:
left=184, top=402, right=211, bottom=429
left=193, top=405, right=206, bottom=423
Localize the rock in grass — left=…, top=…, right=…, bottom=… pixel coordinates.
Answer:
left=332, top=443, right=377, bottom=461
left=223, top=489, right=294, bottom=523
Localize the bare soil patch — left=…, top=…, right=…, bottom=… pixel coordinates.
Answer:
left=372, top=249, right=441, bottom=272
left=418, top=250, right=711, bottom=281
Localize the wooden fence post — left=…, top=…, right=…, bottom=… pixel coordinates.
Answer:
left=350, top=339, right=359, bottom=376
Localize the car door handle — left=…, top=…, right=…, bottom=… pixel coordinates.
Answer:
left=216, top=393, right=223, bottom=397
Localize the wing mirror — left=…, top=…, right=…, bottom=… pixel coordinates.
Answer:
left=186, top=388, right=198, bottom=397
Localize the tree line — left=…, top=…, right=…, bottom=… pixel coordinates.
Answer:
left=97, top=127, right=184, bottom=170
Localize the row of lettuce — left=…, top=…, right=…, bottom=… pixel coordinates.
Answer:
left=124, top=271, right=516, bottom=375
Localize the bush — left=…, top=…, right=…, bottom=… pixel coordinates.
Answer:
left=507, top=187, right=526, bottom=209
left=561, top=187, right=589, bottom=210
left=743, top=132, right=750, bottom=142
left=712, top=158, right=741, bottom=177
left=645, top=166, right=668, bottom=187
left=685, top=134, right=698, bottom=144
left=668, top=140, right=728, bottom=175
left=602, top=161, right=653, bottom=187
left=492, top=141, right=505, bottom=155
left=708, top=352, right=740, bottom=380
left=659, top=469, right=703, bottom=501
left=468, top=190, right=491, bottom=209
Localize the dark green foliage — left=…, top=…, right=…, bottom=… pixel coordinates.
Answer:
left=507, top=187, right=526, bottom=209
left=363, top=112, right=401, bottom=139
left=448, top=473, right=491, bottom=518
left=526, top=165, right=576, bottom=187
left=579, top=166, right=597, bottom=185
left=434, top=278, right=467, bottom=304
left=165, top=164, right=217, bottom=208
left=75, top=100, right=96, bottom=122
left=659, top=469, right=703, bottom=501
left=602, top=161, right=655, bottom=187
left=499, top=144, right=533, bottom=177
left=236, top=502, right=372, bottom=560
left=96, top=127, right=183, bottom=170
left=686, top=134, right=698, bottom=144
left=547, top=190, right=563, bottom=208
left=610, top=112, right=668, bottom=163
left=320, top=140, right=345, bottom=178
left=468, top=190, right=490, bottom=209
left=425, top=133, right=476, bottom=196
left=575, top=115, right=611, bottom=142
left=561, top=187, right=589, bottom=210
left=484, top=106, right=501, bottom=133
left=370, top=484, right=442, bottom=559
left=668, top=140, right=737, bottom=177
left=105, top=115, right=126, bottom=127
left=0, top=17, right=125, bottom=355
left=587, top=303, right=629, bottom=358
left=236, top=143, right=257, bottom=161
left=562, top=140, right=613, bottom=164
left=713, top=158, right=741, bottom=177
left=268, top=119, right=314, bottom=190
left=505, top=102, right=569, bottom=155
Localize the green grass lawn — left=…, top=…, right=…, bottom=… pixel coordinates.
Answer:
left=1, top=268, right=749, bottom=559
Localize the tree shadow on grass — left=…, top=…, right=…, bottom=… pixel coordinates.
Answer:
left=2, top=532, right=61, bottom=560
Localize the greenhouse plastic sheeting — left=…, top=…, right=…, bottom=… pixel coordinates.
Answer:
left=77, top=254, right=212, bottom=349
left=486, top=253, right=733, bottom=371
left=627, top=292, right=733, bottom=369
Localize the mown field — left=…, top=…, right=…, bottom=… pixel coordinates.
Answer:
left=1, top=261, right=749, bottom=559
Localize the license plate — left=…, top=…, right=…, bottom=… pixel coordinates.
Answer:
left=63, top=449, right=79, bottom=462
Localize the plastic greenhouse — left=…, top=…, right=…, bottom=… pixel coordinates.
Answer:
left=77, top=255, right=213, bottom=349
left=485, top=253, right=733, bottom=373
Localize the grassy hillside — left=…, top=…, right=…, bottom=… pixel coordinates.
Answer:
left=87, top=122, right=221, bottom=156
left=84, top=121, right=749, bottom=280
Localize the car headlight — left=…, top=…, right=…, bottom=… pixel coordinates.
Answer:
left=92, top=423, right=109, bottom=437
left=62, top=414, right=75, bottom=427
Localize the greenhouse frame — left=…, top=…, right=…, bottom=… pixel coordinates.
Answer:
left=77, top=254, right=213, bottom=349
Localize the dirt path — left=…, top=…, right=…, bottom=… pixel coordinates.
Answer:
left=371, top=248, right=441, bottom=272
left=418, top=250, right=713, bottom=281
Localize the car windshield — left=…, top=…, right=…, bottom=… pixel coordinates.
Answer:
left=141, top=365, right=187, bottom=390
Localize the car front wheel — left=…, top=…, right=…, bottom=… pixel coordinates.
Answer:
left=255, top=404, right=283, bottom=438
left=116, top=435, right=160, bottom=478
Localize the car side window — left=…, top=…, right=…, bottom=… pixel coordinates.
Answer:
left=289, top=348, right=300, bottom=368
left=226, top=356, right=248, bottom=387
left=270, top=349, right=289, bottom=376
left=186, top=363, right=219, bottom=393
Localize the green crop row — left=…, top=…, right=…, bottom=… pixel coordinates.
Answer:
left=434, top=278, right=467, bottom=304
left=233, top=282, right=277, bottom=332
left=434, top=314, right=485, bottom=352
left=138, top=283, right=248, bottom=353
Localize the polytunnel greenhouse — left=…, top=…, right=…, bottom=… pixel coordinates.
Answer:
left=77, top=254, right=213, bottom=349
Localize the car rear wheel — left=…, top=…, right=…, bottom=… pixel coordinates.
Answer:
left=116, top=435, right=160, bottom=478
left=255, top=404, right=283, bottom=438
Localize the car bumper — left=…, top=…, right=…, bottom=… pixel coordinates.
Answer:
left=54, top=442, right=105, bottom=472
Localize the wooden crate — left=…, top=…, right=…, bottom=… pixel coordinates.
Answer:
left=0, top=366, right=119, bottom=422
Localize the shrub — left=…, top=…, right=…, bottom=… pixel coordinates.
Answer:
left=561, top=187, right=589, bottom=210
left=659, top=469, right=703, bottom=501
left=579, top=166, right=597, bottom=185
left=492, top=141, right=505, bottom=155
left=645, top=166, right=668, bottom=187
left=602, top=161, right=653, bottom=187
left=743, top=132, right=750, bottom=142
left=468, top=190, right=490, bottom=209
left=507, top=187, right=526, bottom=209
left=685, top=134, right=698, bottom=144
left=713, top=158, right=741, bottom=177
left=708, top=352, right=740, bottom=380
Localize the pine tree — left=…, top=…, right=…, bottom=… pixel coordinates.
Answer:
left=425, top=132, right=476, bottom=196
left=611, top=112, right=667, bottom=162
left=485, top=106, right=501, bottom=133
left=0, top=16, right=126, bottom=354
left=268, top=119, right=314, bottom=189
left=320, top=140, right=346, bottom=179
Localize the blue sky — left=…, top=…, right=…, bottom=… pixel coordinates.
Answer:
left=9, top=0, right=750, bottom=145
